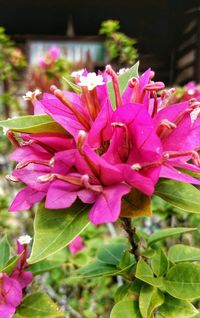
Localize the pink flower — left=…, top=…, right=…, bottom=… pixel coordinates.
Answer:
left=11, top=237, right=33, bottom=289
left=47, top=46, right=61, bottom=61
left=0, top=273, right=22, bottom=318
left=68, top=236, right=84, bottom=254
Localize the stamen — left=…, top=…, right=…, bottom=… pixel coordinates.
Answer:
left=38, top=173, right=83, bottom=186
left=129, top=77, right=140, bottom=103
left=81, top=174, right=103, bottom=192
left=106, top=65, right=122, bottom=107
left=16, top=159, right=53, bottom=169
left=81, top=86, right=96, bottom=120
left=111, top=122, right=129, bottom=149
left=6, top=175, right=20, bottom=183
left=131, top=163, right=142, bottom=171
left=144, top=81, right=165, bottom=92
left=77, top=130, right=87, bottom=151
left=51, top=86, right=90, bottom=131
left=90, top=87, right=101, bottom=117
left=157, top=119, right=177, bottom=139
left=163, top=150, right=200, bottom=167
left=6, top=130, right=20, bottom=147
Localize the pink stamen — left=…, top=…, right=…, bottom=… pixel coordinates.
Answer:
left=157, top=119, right=177, bottom=139
left=77, top=130, right=87, bottom=151
left=6, top=131, right=20, bottom=147
left=106, top=65, right=122, bottom=107
left=6, top=175, right=20, bottom=183
left=81, top=174, right=103, bottom=192
left=51, top=86, right=90, bottom=130
left=81, top=86, right=96, bottom=120
left=16, top=159, right=53, bottom=169
left=144, top=81, right=165, bottom=92
left=163, top=150, right=200, bottom=167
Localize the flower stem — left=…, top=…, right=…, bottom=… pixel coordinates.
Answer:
left=120, top=217, right=140, bottom=261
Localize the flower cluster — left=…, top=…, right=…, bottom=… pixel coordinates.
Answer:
left=0, top=236, right=32, bottom=318
left=38, top=46, right=61, bottom=70
left=7, top=66, right=200, bottom=224
left=170, top=81, right=200, bottom=104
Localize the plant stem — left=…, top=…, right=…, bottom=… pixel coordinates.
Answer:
left=120, top=217, right=140, bottom=261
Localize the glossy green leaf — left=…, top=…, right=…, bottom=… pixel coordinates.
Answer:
left=155, top=180, right=200, bottom=213
left=77, top=260, right=134, bottom=278
left=97, top=243, right=127, bottom=266
left=110, top=300, right=142, bottom=318
left=0, top=235, right=10, bottom=270
left=28, top=260, right=64, bottom=275
left=151, top=249, right=168, bottom=277
left=107, top=62, right=139, bottom=108
left=77, top=261, right=120, bottom=278
left=159, top=293, right=198, bottom=318
left=28, top=201, right=90, bottom=264
left=168, top=244, right=200, bottom=263
left=114, top=283, right=131, bottom=303
left=164, top=263, right=200, bottom=300
left=135, top=259, right=163, bottom=287
left=15, top=292, right=63, bottom=317
left=148, top=228, right=196, bottom=246
left=0, top=114, right=66, bottom=134
left=1, top=255, right=21, bottom=275
left=139, top=284, right=164, bottom=318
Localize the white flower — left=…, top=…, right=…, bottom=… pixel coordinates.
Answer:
left=18, top=235, right=32, bottom=245
left=71, top=69, right=84, bottom=78
left=78, top=73, right=105, bottom=91
left=2, top=127, right=9, bottom=135
left=23, top=89, right=41, bottom=101
left=117, top=68, right=130, bottom=75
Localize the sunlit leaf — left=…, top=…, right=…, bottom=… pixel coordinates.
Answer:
left=135, top=259, right=163, bottom=287
left=168, top=244, right=200, bottom=263
left=0, top=115, right=66, bottom=134
left=110, top=300, right=142, bottom=318
left=155, top=180, right=200, bottom=213
left=148, top=227, right=196, bottom=246
left=121, top=188, right=152, bottom=218
left=139, top=284, right=164, bottom=318
left=0, top=235, right=10, bottom=270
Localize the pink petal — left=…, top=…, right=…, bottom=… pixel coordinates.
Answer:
left=160, top=164, right=200, bottom=185
left=89, top=184, right=130, bottom=224
left=45, top=179, right=78, bottom=209
left=11, top=270, right=32, bottom=289
left=9, top=187, right=46, bottom=212
left=0, top=304, right=16, bottom=318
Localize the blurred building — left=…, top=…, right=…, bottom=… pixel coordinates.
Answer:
left=1, top=0, right=200, bottom=84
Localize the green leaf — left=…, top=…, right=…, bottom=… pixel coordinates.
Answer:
left=139, top=284, right=164, bottom=318
left=97, top=243, right=127, bottom=266
left=77, top=260, right=134, bottom=278
left=107, top=62, right=139, bottom=109
left=63, top=76, right=82, bottom=93
left=135, top=260, right=163, bottom=287
left=1, top=255, right=21, bottom=275
left=159, top=293, right=198, bottom=318
left=168, top=244, right=200, bottom=263
left=148, top=228, right=196, bottom=246
left=164, top=263, right=200, bottom=300
left=77, top=260, right=120, bottom=278
left=28, top=201, right=89, bottom=264
left=0, top=114, right=66, bottom=134
left=0, top=235, right=10, bottom=270
left=28, top=259, right=64, bottom=275
left=155, top=180, right=200, bottom=213
left=151, top=249, right=168, bottom=277
left=15, top=292, right=63, bottom=317
left=110, top=300, right=142, bottom=318
left=29, top=246, right=68, bottom=274
left=114, top=283, right=131, bottom=303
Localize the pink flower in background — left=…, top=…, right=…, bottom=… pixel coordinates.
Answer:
left=47, top=46, right=61, bottom=61
left=68, top=236, right=84, bottom=254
